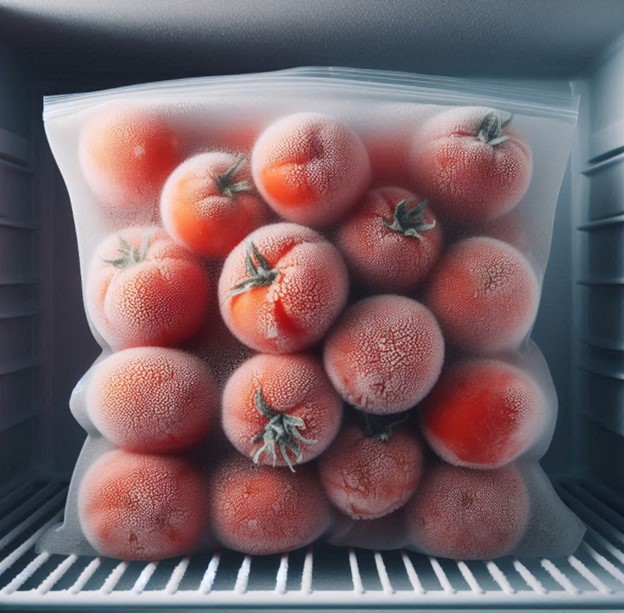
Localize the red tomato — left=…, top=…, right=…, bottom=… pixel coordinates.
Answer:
left=420, top=358, right=547, bottom=468
left=218, top=222, right=349, bottom=354
left=79, top=102, right=182, bottom=210
left=160, top=152, right=269, bottom=259
left=319, top=420, right=424, bottom=519
left=251, top=112, right=371, bottom=227
left=78, top=450, right=208, bottom=560
left=208, top=454, right=331, bottom=555
left=336, top=186, right=443, bottom=293
left=86, top=347, right=219, bottom=453
left=323, top=295, right=444, bottom=414
left=222, top=353, right=343, bottom=470
left=86, top=226, right=211, bottom=350
left=411, top=106, right=532, bottom=225
left=424, top=236, right=539, bottom=353
left=405, top=462, right=530, bottom=559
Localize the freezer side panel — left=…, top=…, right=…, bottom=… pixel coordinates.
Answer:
left=580, top=38, right=624, bottom=486
left=0, top=42, right=40, bottom=482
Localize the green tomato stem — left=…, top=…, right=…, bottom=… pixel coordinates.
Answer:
left=104, top=227, right=157, bottom=269
left=383, top=199, right=436, bottom=240
left=362, top=412, right=409, bottom=442
left=477, top=111, right=513, bottom=146
left=215, top=155, right=252, bottom=199
left=251, top=388, right=317, bottom=472
left=230, top=242, right=280, bottom=296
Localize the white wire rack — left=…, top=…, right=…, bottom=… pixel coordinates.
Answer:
left=0, top=479, right=623, bottom=610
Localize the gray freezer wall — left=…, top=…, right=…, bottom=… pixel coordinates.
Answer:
left=0, top=43, right=41, bottom=484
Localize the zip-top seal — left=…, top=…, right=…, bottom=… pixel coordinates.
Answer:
left=43, top=66, right=579, bottom=123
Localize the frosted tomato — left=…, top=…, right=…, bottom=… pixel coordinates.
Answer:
left=79, top=103, right=181, bottom=210
left=323, top=295, right=444, bottom=414
left=218, top=223, right=349, bottom=353
left=319, top=418, right=424, bottom=519
left=78, top=450, right=208, bottom=560
left=336, top=186, right=442, bottom=292
left=222, top=353, right=343, bottom=471
left=86, top=227, right=211, bottom=350
left=86, top=347, right=219, bottom=454
left=420, top=359, right=547, bottom=468
left=405, top=462, right=530, bottom=559
left=411, top=107, right=532, bottom=224
left=424, top=236, right=539, bottom=353
left=160, top=152, right=269, bottom=259
left=251, top=112, right=370, bottom=226
left=208, top=455, right=331, bottom=555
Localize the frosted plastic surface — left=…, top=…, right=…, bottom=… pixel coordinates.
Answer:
left=37, top=68, right=582, bottom=561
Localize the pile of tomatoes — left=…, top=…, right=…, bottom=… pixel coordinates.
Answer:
left=73, top=100, right=551, bottom=562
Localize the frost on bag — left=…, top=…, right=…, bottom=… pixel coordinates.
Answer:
left=37, top=68, right=585, bottom=561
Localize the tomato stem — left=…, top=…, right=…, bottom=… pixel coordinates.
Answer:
left=362, top=412, right=409, bottom=442
left=477, top=111, right=513, bottom=146
left=250, top=388, right=317, bottom=472
left=230, top=242, right=279, bottom=296
left=104, top=227, right=156, bottom=269
left=383, top=199, right=436, bottom=240
left=214, top=155, right=252, bottom=199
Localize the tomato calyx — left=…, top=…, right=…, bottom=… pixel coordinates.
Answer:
left=250, top=388, right=317, bottom=472
left=477, top=111, right=513, bottom=146
left=230, top=242, right=279, bottom=296
left=383, top=199, right=436, bottom=240
left=104, top=228, right=156, bottom=269
left=362, top=412, right=410, bottom=442
left=214, top=155, right=252, bottom=199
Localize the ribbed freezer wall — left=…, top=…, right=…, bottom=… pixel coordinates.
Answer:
left=578, top=36, right=624, bottom=487
left=0, top=43, right=40, bottom=485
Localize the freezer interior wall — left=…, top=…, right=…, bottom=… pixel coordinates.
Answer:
left=576, top=37, right=624, bottom=488
left=0, top=37, right=621, bottom=486
left=0, top=43, right=40, bottom=486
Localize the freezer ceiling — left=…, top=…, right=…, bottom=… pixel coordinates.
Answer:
left=0, top=0, right=624, bottom=79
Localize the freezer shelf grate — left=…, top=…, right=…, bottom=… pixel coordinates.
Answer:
left=0, top=480, right=623, bottom=609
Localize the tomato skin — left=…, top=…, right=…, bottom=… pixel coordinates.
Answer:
left=420, top=358, right=547, bottom=469
left=323, top=295, right=445, bottom=414
left=208, top=454, right=331, bottom=555
left=405, top=462, right=530, bottom=559
left=222, top=353, right=343, bottom=469
left=78, top=450, right=208, bottom=560
left=161, top=152, right=268, bottom=259
left=218, top=223, right=349, bottom=354
left=79, top=103, right=182, bottom=210
left=336, top=186, right=443, bottom=293
left=410, top=106, right=532, bottom=225
left=86, top=227, right=211, bottom=350
left=86, top=347, right=219, bottom=454
left=251, top=112, right=371, bottom=227
left=424, top=236, right=539, bottom=354
left=319, top=422, right=424, bottom=520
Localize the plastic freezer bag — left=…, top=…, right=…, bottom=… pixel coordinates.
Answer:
left=37, top=67, right=584, bottom=561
